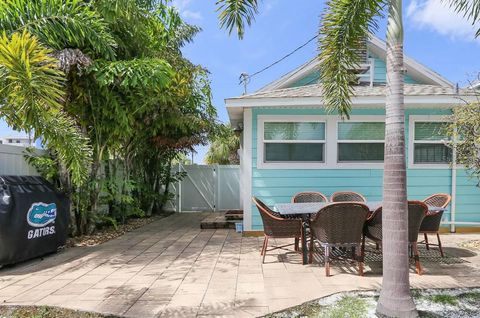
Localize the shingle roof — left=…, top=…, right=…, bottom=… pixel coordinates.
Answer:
left=229, top=84, right=475, bottom=100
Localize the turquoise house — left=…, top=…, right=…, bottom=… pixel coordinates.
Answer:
left=225, top=36, right=480, bottom=234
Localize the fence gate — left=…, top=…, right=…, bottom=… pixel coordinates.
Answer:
left=172, top=164, right=240, bottom=212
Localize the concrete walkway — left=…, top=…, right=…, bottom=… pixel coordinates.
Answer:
left=0, top=213, right=479, bottom=318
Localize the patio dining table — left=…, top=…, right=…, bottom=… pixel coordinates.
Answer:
left=274, top=201, right=446, bottom=265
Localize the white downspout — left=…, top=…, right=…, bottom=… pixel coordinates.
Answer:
left=451, top=155, right=457, bottom=233
left=450, top=127, right=457, bottom=233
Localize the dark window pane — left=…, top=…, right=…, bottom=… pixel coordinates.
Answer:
left=265, top=143, right=324, bottom=162
left=338, top=143, right=384, bottom=162
left=264, top=122, right=325, bottom=140
left=338, top=122, right=385, bottom=140
left=414, top=144, right=452, bottom=164
left=414, top=122, right=448, bottom=141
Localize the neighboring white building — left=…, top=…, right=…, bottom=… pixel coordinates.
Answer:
left=0, top=136, right=35, bottom=147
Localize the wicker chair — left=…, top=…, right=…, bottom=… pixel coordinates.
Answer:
left=252, top=197, right=303, bottom=263
left=419, top=194, right=451, bottom=257
left=290, top=192, right=328, bottom=249
left=308, top=202, right=370, bottom=276
left=330, top=191, right=366, bottom=203
left=363, top=201, right=428, bottom=275
left=292, top=192, right=328, bottom=203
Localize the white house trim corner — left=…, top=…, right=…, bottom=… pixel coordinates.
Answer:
left=242, top=109, right=253, bottom=231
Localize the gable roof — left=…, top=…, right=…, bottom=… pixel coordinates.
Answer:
left=258, top=35, right=453, bottom=92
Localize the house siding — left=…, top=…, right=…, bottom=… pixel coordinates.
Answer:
left=287, top=53, right=418, bottom=88
left=371, top=54, right=417, bottom=84
left=249, top=107, right=480, bottom=231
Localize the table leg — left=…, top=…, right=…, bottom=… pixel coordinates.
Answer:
left=302, top=220, right=308, bottom=265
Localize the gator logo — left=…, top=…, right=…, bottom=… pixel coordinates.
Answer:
left=27, top=202, right=57, bottom=228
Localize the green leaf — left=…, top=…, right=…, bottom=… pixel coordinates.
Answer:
left=0, top=0, right=116, bottom=59
left=216, top=0, right=259, bottom=39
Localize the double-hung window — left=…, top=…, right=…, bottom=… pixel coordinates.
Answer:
left=262, top=121, right=325, bottom=163
left=337, top=122, right=385, bottom=162
left=413, top=122, right=452, bottom=164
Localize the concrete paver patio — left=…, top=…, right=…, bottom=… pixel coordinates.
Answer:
left=0, top=213, right=479, bottom=317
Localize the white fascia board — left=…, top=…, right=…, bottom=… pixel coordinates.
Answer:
left=226, top=95, right=475, bottom=109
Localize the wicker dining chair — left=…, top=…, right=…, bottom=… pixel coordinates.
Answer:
left=330, top=191, right=366, bottom=203
left=290, top=192, right=328, bottom=249
left=308, top=202, right=370, bottom=276
left=252, top=197, right=303, bottom=263
left=363, top=201, right=428, bottom=275
left=419, top=194, right=451, bottom=257
left=292, top=192, right=328, bottom=203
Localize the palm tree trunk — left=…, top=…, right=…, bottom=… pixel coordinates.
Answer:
left=376, top=0, right=418, bottom=316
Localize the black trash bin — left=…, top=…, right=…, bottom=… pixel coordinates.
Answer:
left=0, top=176, right=69, bottom=265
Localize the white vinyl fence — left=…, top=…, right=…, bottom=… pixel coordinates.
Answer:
left=0, top=147, right=241, bottom=212
left=0, top=144, right=42, bottom=176
left=169, top=164, right=241, bottom=212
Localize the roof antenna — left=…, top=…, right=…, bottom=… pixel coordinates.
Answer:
left=239, top=73, right=250, bottom=95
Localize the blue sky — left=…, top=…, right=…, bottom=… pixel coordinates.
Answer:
left=2, top=0, right=480, bottom=163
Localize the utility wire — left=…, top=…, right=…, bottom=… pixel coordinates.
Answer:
left=248, top=34, right=318, bottom=79
left=239, top=34, right=318, bottom=94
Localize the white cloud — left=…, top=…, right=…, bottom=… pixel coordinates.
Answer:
left=171, top=0, right=191, bottom=11
left=182, top=10, right=203, bottom=20
left=407, top=0, right=479, bottom=41
left=171, top=0, right=202, bottom=21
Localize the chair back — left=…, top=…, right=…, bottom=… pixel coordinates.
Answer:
left=364, top=206, right=383, bottom=242
left=252, top=197, right=301, bottom=238
left=330, top=191, right=366, bottom=203
left=310, top=202, right=369, bottom=244
left=423, top=193, right=451, bottom=208
left=419, top=210, right=444, bottom=232
left=408, top=201, right=428, bottom=242
left=364, top=201, right=428, bottom=243
left=292, top=191, right=328, bottom=203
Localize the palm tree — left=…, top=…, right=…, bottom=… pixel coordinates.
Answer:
left=205, top=125, right=240, bottom=165
left=0, top=31, right=92, bottom=185
left=0, top=0, right=118, bottom=185
left=215, top=0, right=480, bottom=316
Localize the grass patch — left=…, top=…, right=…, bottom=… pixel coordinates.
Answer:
left=264, top=288, right=480, bottom=318
left=0, top=306, right=119, bottom=318
left=426, top=294, right=458, bottom=306
left=319, top=296, right=369, bottom=318
left=459, top=291, right=480, bottom=302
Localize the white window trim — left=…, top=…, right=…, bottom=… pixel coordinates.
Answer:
left=256, top=115, right=386, bottom=169
left=336, top=118, right=385, bottom=165
left=257, top=115, right=327, bottom=169
left=408, top=115, right=452, bottom=169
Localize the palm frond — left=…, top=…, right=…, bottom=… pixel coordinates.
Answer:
left=443, top=0, right=480, bottom=37
left=0, top=31, right=92, bottom=185
left=216, top=0, right=259, bottom=39
left=319, top=0, right=385, bottom=118
left=0, top=0, right=116, bottom=59
left=90, top=58, right=173, bottom=89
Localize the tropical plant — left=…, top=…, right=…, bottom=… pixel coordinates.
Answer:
left=205, top=125, right=240, bottom=165
left=1, top=0, right=217, bottom=235
left=447, top=103, right=480, bottom=186
left=0, top=0, right=116, bottom=59
left=0, top=31, right=91, bottom=185
left=215, top=0, right=480, bottom=316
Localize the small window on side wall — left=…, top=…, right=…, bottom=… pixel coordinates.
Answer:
left=337, top=122, right=385, bottom=162
left=413, top=122, right=452, bottom=164
left=263, top=122, right=325, bottom=163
